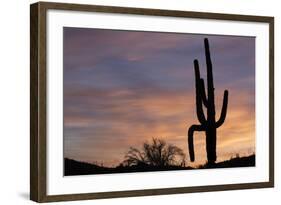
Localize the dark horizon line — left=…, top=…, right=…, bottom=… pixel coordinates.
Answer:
left=64, top=154, right=256, bottom=176
left=64, top=152, right=256, bottom=169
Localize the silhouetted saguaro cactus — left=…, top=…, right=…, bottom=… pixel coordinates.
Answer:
left=188, top=38, right=229, bottom=164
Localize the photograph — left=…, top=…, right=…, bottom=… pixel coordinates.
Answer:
left=63, top=27, right=256, bottom=176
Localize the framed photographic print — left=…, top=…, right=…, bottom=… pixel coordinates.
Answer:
left=30, top=1, right=274, bottom=202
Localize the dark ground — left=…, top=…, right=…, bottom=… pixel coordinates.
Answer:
left=198, top=155, right=255, bottom=169
left=64, top=154, right=255, bottom=176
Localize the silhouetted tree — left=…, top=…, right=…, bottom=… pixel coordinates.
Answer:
left=188, top=38, right=229, bottom=164
left=124, top=138, right=186, bottom=167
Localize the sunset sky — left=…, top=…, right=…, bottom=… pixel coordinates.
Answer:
left=63, top=27, right=255, bottom=167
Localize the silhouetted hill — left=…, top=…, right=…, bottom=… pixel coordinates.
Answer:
left=64, top=158, right=192, bottom=176
left=199, top=154, right=255, bottom=169
left=64, top=154, right=255, bottom=176
left=64, top=158, right=114, bottom=175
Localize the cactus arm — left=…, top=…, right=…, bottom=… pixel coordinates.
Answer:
left=199, top=78, right=208, bottom=107
left=204, top=38, right=216, bottom=118
left=216, top=90, right=229, bottom=128
left=188, top=124, right=205, bottom=162
left=204, top=38, right=214, bottom=95
left=194, top=60, right=207, bottom=124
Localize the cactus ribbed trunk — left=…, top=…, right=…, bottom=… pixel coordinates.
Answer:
left=188, top=38, right=229, bottom=165
left=206, top=127, right=216, bottom=164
